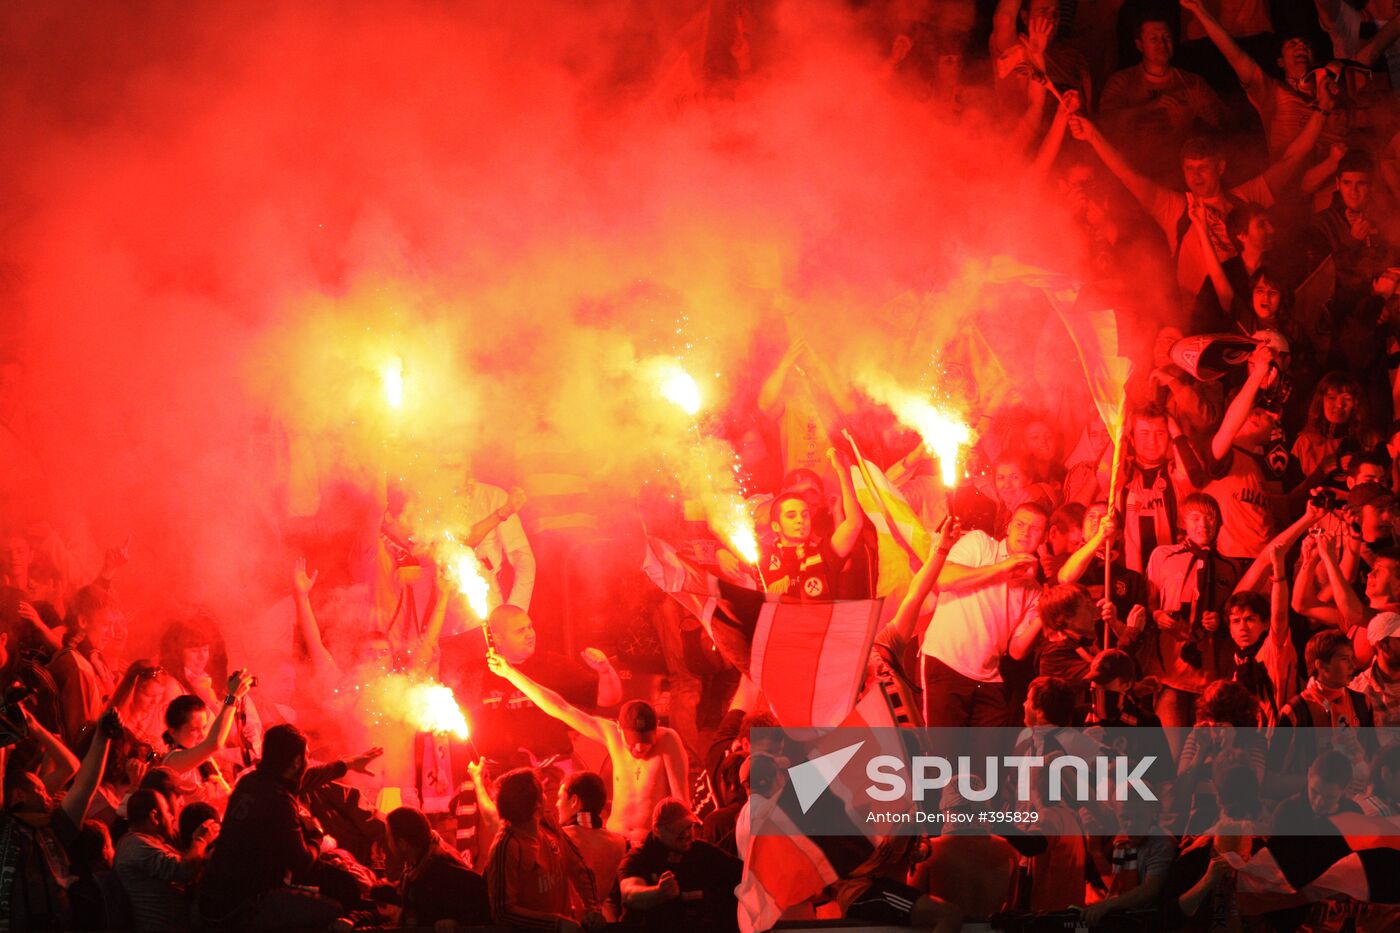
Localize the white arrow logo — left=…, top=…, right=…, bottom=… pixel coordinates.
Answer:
left=788, top=741, right=864, bottom=814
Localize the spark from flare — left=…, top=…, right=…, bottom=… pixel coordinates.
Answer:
left=717, top=497, right=759, bottom=564
left=367, top=673, right=470, bottom=739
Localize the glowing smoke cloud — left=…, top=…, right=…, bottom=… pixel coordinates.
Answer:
left=861, top=374, right=974, bottom=486
left=366, top=673, right=470, bottom=739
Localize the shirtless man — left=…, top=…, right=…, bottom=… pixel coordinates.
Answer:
left=487, top=654, right=687, bottom=845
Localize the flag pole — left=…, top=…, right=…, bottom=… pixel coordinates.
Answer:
left=1103, top=415, right=1129, bottom=650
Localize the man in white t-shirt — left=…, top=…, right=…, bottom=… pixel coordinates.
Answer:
left=920, top=501, right=1049, bottom=728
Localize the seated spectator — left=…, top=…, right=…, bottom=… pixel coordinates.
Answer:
left=1172, top=680, right=1267, bottom=834
left=620, top=797, right=741, bottom=933
left=115, top=787, right=215, bottom=932
left=1082, top=795, right=1174, bottom=925
left=176, top=800, right=218, bottom=856
left=67, top=819, right=118, bottom=931
left=485, top=768, right=601, bottom=932
left=1270, top=750, right=1362, bottom=834
left=385, top=805, right=490, bottom=929
left=487, top=653, right=687, bottom=844
left=1358, top=744, right=1400, bottom=817
left=909, top=780, right=1020, bottom=924
left=196, top=724, right=347, bottom=931
left=557, top=771, right=627, bottom=920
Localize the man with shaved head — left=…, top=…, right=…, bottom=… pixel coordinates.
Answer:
left=449, top=604, right=621, bottom=774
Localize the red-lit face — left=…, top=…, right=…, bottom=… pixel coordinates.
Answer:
left=1238, top=215, right=1275, bottom=256
left=1182, top=506, right=1219, bottom=548
left=492, top=615, right=536, bottom=665
left=1367, top=559, right=1400, bottom=605
left=1322, top=386, right=1357, bottom=425
left=83, top=607, right=120, bottom=652
left=1315, top=646, right=1356, bottom=690
left=1229, top=606, right=1266, bottom=649
left=1137, top=22, right=1172, bottom=70
left=1024, top=422, right=1055, bottom=463
left=1308, top=774, right=1346, bottom=815
left=182, top=644, right=211, bottom=677
left=623, top=729, right=656, bottom=760
left=771, top=498, right=812, bottom=546
left=1182, top=157, right=1225, bottom=198
left=1006, top=508, right=1047, bottom=556
left=994, top=462, right=1028, bottom=506
left=1339, top=172, right=1371, bottom=212
left=0, top=535, right=31, bottom=584
left=133, top=676, right=164, bottom=715
left=1253, top=279, right=1282, bottom=320
left=174, top=708, right=211, bottom=749
left=1279, top=38, right=1313, bottom=80
left=1351, top=464, right=1387, bottom=488
left=1132, top=417, right=1170, bottom=466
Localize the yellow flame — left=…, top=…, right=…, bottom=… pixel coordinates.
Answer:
left=441, top=534, right=491, bottom=619
left=382, top=357, right=405, bottom=410
left=715, top=497, right=759, bottom=564
left=861, top=376, right=972, bottom=487
left=659, top=365, right=702, bottom=416
left=912, top=406, right=971, bottom=487
left=368, top=674, right=470, bottom=739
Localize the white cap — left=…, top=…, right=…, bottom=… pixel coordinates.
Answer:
left=1368, top=612, right=1400, bottom=645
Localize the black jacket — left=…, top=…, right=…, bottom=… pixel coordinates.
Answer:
left=197, top=768, right=319, bottom=920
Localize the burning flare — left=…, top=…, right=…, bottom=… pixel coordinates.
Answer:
left=861, top=376, right=972, bottom=486
left=912, top=406, right=971, bottom=486
left=716, top=496, right=759, bottom=564
left=367, top=674, right=470, bottom=739
left=649, top=358, right=703, bottom=416
left=440, top=533, right=491, bottom=619
left=382, top=357, right=405, bottom=410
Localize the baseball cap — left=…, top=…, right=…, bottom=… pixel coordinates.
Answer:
left=1349, top=481, right=1395, bottom=512
left=619, top=700, right=658, bottom=734
left=1087, top=648, right=1135, bottom=686
left=653, top=796, right=700, bottom=830
left=1369, top=612, right=1400, bottom=645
